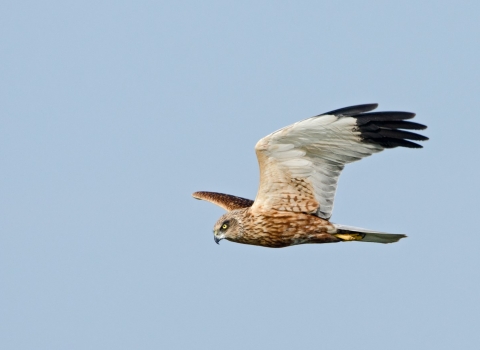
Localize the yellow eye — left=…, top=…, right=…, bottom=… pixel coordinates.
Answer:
left=222, top=224, right=228, bottom=230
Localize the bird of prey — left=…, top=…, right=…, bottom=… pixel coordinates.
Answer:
left=193, top=104, right=428, bottom=248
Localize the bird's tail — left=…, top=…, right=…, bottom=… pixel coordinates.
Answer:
left=333, top=224, right=406, bottom=244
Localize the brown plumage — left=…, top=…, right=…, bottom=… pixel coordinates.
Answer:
left=192, top=192, right=253, bottom=211
left=193, top=104, right=428, bottom=248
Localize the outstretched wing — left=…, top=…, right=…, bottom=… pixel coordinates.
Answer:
left=252, top=103, right=428, bottom=219
left=192, top=191, right=254, bottom=211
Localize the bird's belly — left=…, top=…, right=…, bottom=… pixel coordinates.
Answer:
left=232, top=211, right=339, bottom=248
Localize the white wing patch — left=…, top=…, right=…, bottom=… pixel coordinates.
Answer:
left=252, top=114, right=383, bottom=219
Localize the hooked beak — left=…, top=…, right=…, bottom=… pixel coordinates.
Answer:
left=213, top=230, right=222, bottom=245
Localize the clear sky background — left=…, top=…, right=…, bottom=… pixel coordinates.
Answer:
left=1, top=1, right=479, bottom=349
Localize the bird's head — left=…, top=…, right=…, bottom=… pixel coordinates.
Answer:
left=213, top=210, right=244, bottom=245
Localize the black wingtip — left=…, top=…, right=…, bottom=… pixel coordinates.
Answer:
left=356, top=111, right=416, bottom=122
left=373, top=138, right=425, bottom=149
left=360, top=121, right=427, bottom=130
left=321, top=103, right=428, bottom=150
left=357, top=113, right=428, bottom=149
left=320, top=103, right=379, bottom=117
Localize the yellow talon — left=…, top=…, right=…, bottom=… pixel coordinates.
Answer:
left=334, top=233, right=364, bottom=241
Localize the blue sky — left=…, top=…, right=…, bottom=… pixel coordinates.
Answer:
left=1, top=1, right=479, bottom=349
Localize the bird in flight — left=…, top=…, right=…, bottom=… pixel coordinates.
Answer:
left=193, top=104, right=428, bottom=248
